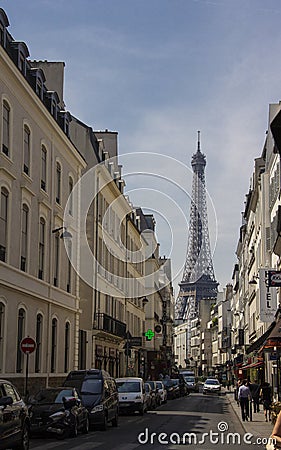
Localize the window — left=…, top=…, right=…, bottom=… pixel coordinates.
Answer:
left=64, top=322, right=70, bottom=373
left=3, top=383, right=18, bottom=402
left=56, top=162, right=61, bottom=204
left=36, top=77, right=43, bottom=100
left=0, top=24, right=4, bottom=47
left=51, top=99, right=57, bottom=120
left=78, top=329, right=86, bottom=370
left=68, top=177, right=73, bottom=215
left=23, top=125, right=30, bottom=175
left=16, top=308, right=25, bottom=373
left=0, top=303, right=5, bottom=372
left=20, top=204, right=28, bottom=271
left=54, top=233, right=59, bottom=286
left=67, top=240, right=72, bottom=293
left=41, top=146, right=47, bottom=191
left=19, top=52, right=26, bottom=75
left=38, top=218, right=45, bottom=280
left=0, top=187, right=8, bottom=262
left=51, top=318, right=57, bottom=373
left=35, top=314, right=43, bottom=373
left=2, top=101, right=10, bottom=156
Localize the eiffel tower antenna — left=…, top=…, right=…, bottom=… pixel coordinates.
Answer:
left=175, top=131, right=218, bottom=322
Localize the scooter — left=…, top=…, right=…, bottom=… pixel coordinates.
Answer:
left=46, top=397, right=78, bottom=439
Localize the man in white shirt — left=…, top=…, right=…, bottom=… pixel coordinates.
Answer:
left=238, top=379, right=251, bottom=421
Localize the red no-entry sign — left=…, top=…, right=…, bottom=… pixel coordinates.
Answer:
left=20, top=337, right=36, bottom=354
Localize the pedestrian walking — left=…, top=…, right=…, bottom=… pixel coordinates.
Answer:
left=249, top=379, right=261, bottom=413
left=238, top=379, right=251, bottom=422
left=235, top=378, right=242, bottom=406
left=260, top=381, right=272, bottom=422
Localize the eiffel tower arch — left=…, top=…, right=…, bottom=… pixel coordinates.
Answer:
left=175, top=131, right=218, bottom=323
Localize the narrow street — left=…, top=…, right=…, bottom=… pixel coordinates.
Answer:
left=30, top=393, right=269, bottom=450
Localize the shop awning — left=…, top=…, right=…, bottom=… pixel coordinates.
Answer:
left=246, top=321, right=276, bottom=354
left=241, top=361, right=264, bottom=370
left=259, top=318, right=281, bottom=352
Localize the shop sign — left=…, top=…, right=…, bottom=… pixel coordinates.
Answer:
left=259, top=268, right=277, bottom=322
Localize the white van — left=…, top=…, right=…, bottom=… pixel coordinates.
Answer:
left=115, top=377, right=146, bottom=415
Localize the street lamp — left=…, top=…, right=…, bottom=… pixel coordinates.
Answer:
left=52, top=226, right=72, bottom=239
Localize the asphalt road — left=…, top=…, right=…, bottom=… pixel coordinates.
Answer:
left=30, top=393, right=269, bottom=450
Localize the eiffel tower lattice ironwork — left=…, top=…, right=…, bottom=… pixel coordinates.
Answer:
left=175, top=131, right=218, bottom=321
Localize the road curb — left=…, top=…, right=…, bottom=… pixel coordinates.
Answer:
left=225, top=392, right=247, bottom=433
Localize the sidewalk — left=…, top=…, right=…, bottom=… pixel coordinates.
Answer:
left=224, top=388, right=273, bottom=440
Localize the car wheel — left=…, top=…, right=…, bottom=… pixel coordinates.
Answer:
left=139, top=404, right=144, bottom=415
left=82, top=415, right=90, bottom=434
left=112, top=413, right=118, bottom=427
left=15, top=422, right=29, bottom=450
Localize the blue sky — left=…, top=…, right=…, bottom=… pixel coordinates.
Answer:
left=3, top=0, right=281, bottom=293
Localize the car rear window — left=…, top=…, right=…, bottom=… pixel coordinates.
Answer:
left=35, top=389, right=73, bottom=403
left=80, top=379, right=102, bottom=394
left=205, top=379, right=219, bottom=385
left=117, top=381, right=141, bottom=393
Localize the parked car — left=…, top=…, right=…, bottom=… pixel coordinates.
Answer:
left=144, top=383, right=155, bottom=410
left=145, top=381, right=161, bottom=406
left=172, top=378, right=189, bottom=397
left=63, top=369, right=119, bottom=430
left=183, top=375, right=199, bottom=393
left=156, top=381, right=167, bottom=404
left=0, top=379, right=30, bottom=450
left=28, top=387, right=89, bottom=438
left=116, top=377, right=147, bottom=415
left=203, top=378, right=221, bottom=394
left=163, top=379, right=178, bottom=399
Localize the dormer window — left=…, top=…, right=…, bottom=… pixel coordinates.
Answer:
left=10, top=42, right=29, bottom=77
left=45, top=91, right=59, bottom=121
left=36, top=77, right=43, bottom=99
left=29, top=67, right=46, bottom=101
left=0, top=24, right=4, bottom=47
left=0, top=8, right=9, bottom=48
left=51, top=99, right=57, bottom=120
left=59, top=111, right=71, bottom=137
left=19, top=52, right=25, bottom=75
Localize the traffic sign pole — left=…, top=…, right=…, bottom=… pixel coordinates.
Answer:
left=25, top=352, right=29, bottom=398
left=20, top=336, right=36, bottom=399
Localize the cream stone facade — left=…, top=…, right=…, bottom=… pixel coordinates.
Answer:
left=0, top=9, right=86, bottom=393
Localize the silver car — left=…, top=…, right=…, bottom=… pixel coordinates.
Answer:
left=203, top=378, right=221, bottom=394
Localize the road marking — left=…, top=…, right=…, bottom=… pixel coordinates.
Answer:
left=69, top=442, right=103, bottom=449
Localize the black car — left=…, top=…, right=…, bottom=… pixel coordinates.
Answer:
left=0, top=379, right=30, bottom=450
left=28, top=387, right=89, bottom=437
left=163, top=379, right=178, bottom=399
left=63, top=369, right=119, bottom=430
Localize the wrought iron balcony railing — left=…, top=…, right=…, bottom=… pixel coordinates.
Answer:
left=94, top=313, right=126, bottom=338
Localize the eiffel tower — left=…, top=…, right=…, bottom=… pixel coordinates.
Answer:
left=175, top=131, right=218, bottom=322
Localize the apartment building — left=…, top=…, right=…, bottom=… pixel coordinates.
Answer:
left=0, top=9, right=86, bottom=392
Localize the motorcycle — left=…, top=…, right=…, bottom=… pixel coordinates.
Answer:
left=46, top=396, right=80, bottom=439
